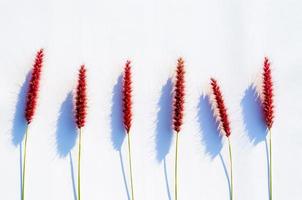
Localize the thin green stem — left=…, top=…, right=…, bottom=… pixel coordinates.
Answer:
left=269, top=129, right=272, bottom=200
left=228, top=137, right=233, bottom=200
left=78, top=128, right=82, bottom=200
left=175, top=132, right=179, bottom=200
left=21, top=125, right=29, bottom=200
left=127, top=133, right=135, bottom=200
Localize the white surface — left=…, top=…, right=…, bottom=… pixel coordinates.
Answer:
left=0, top=0, right=302, bottom=199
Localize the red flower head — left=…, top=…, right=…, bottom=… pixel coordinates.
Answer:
left=25, top=49, right=44, bottom=124
left=173, top=57, right=185, bottom=133
left=262, top=57, right=274, bottom=129
left=123, top=60, right=132, bottom=134
left=75, top=65, right=87, bottom=129
left=210, top=78, right=231, bottom=137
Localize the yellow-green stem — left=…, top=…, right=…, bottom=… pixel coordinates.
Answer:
left=175, top=132, right=179, bottom=200
left=269, top=129, right=272, bottom=200
left=21, top=125, right=29, bottom=200
left=78, top=128, right=82, bottom=200
left=228, top=137, right=233, bottom=200
left=127, top=133, right=134, bottom=200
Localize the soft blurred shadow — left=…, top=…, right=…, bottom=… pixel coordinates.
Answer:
left=155, top=78, right=173, bottom=162
left=110, top=75, right=130, bottom=200
left=241, top=85, right=270, bottom=198
left=56, top=92, right=77, bottom=157
left=111, top=75, right=126, bottom=151
left=155, top=79, right=173, bottom=200
left=241, top=85, right=267, bottom=145
left=197, top=94, right=222, bottom=159
left=198, top=94, right=230, bottom=198
left=12, top=72, right=31, bottom=146
left=56, top=92, right=78, bottom=200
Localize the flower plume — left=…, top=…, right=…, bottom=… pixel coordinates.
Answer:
left=75, top=65, right=87, bottom=128
left=25, top=48, right=44, bottom=124
left=123, top=60, right=132, bottom=133
left=262, top=57, right=274, bottom=129
left=210, top=78, right=231, bottom=137
left=173, top=57, right=185, bottom=133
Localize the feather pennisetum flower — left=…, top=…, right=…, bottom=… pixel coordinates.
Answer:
left=123, top=60, right=132, bottom=134
left=262, top=57, right=274, bottom=130
left=122, top=60, right=135, bottom=200
left=210, top=78, right=233, bottom=200
left=25, top=48, right=44, bottom=124
left=210, top=78, right=231, bottom=137
left=173, top=57, right=185, bottom=133
left=173, top=57, right=185, bottom=200
left=262, top=57, right=274, bottom=200
left=75, top=64, right=87, bottom=200
left=22, top=48, right=44, bottom=200
left=75, top=65, right=87, bottom=129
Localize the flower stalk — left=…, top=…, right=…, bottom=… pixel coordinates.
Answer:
left=262, top=57, right=274, bottom=200
left=75, top=65, right=87, bottom=200
left=22, top=49, right=44, bottom=200
left=173, top=58, right=185, bottom=200
left=122, top=61, right=134, bottom=200
left=210, top=78, right=233, bottom=200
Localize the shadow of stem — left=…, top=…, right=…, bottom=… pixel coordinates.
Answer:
left=69, top=153, right=77, bottom=200
left=219, top=153, right=231, bottom=200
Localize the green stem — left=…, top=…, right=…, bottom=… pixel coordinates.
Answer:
left=269, top=129, right=272, bottom=200
left=21, top=125, right=29, bottom=200
left=228, top=137, right=233, bottom=200
left=127, top=133, right=135, bottom=200
left=175, top=132, right=179, bottom=200
left=78, top=128, right=82, bottom=200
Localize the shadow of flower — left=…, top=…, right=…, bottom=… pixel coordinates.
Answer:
left=197, top=94, right=222, bottom=159
left=241, top=85, right=267, bottom=145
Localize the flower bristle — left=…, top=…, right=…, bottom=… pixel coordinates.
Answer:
left=173, top=57, right=185, bottom=133
left=123, top=60, right=132, bottom=134
left=25, top=48, right=44, bottom=124
left=262, top=57, right=274, bottom=129
left=210, top=78, right=231, bottom=137
left=75, top=65, right=87, bottom=129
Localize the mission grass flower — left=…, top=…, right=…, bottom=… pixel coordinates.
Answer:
left=122, top=60, right=135, bottom=200
left=262, top=57, right=274, bottom=200
left=22, top=49, right=44, bottom=200
left=210, top=78, right=234, bottom=200
left=173, top=57, right=185, bottom=200
left=75, top=65, right=87, bottom=200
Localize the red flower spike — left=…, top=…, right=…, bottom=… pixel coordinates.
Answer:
left=210, top=78, right=231, bottom=137
left=75, top=65, right=87, bottom=128
left=123, top=60, right=132, bottom=134
left=173, top=57, right=185, bottom=133
left=262, top=57, right=274, bottom=129
left=25, top=49, right=44, bottom=124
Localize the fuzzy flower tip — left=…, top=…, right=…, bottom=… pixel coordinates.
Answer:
left=75, top=65, right=87, bottom=129
left=25, top=49, right=44, bottom=124
left=173, top=57, right=185, bottom=133
left=262, top=57, right=274, bottom=129
left=210, top=78, right=231, bottom=137
left=123, top=60, right=132, bottom=134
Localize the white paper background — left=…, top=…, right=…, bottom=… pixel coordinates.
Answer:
left=0, top=0, right=302, bottom=199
